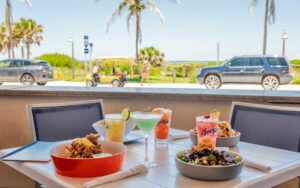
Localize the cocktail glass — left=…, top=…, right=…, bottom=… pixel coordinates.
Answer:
left=196, top=116, right=218, bottom=150
left=105, top=114, right=126, bottom=143
left=154, top=108, right=172, bottom=144
left=131, top=112, right=162, bottom=166
left=210, top=110, right=221, bottom=121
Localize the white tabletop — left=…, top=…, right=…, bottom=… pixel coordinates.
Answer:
left=1, top=129, right=300, bottom=188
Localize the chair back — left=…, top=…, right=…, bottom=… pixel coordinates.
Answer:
left=27, top=100, right=105, bottom=142
left=230, top=102, right=300, bottom=152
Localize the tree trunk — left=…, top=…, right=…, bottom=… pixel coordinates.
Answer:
left=26, top=43, right=30, bottom=59
left=5, top=0, right=14, bottom=59
left=130, top=60, right=134, bottom=77
left=12, top=46, right=15, bottom=58
left=8, top=49, right=11, bottom=59
left=135, top=13, right=141, bottom=77
left=262, top=0, right=269, bottom=55
left=21, top=45, right=25, bottom=59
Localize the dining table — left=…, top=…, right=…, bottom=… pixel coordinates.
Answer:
left=1, top=129, right=300, bottom=188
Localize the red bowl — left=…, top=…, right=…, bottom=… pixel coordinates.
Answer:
left=50, top=141, right=127, bottom=177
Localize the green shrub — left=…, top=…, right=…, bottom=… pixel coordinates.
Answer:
left=206, top=61, right=223, bottom=67
left=92, top=60, right=140, bottom=75
left=291, top=59, right=300, bottom=65
left=149, top=67, right=163, bottom=76
left=165, top=63, right=203, bottom=78
left=188, top=69, right=198, bottom=83
left=292, top=77, right=300, bottom=84
left=35, top=53, right=80, bottom=68
left=52, top=67, right=86, bottom=81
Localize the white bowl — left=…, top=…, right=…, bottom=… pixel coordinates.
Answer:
left=175, top=151, right=244, bottom=180
left=189, top=131, right=241, bottom=148
left=92, top=118, right=136, bottom=139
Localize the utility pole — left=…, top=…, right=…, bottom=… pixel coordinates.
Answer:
left=68, top=35, right=75, bottom=79
left=217, top=42, right=220, bottom=63
left=84, top=35, right=89, bottom=74
left=89, top=43, right=93, bottom=75
left=71, top=38, right=75, bottom=79
left=281, top=30, right=288, bottom=57
left=20, top=41, right=25, bottom=59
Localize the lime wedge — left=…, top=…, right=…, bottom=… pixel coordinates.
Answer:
left=121, top=108, right=130, bottom=121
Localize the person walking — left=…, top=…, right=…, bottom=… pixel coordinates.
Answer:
left=141, top=62, right=149, bottom=86
left=92, top=63, right=101, bottom=83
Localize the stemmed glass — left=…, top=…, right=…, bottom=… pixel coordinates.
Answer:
left=131, top=112, right=162, bottom=166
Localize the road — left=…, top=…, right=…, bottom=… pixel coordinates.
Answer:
left=1, top=81, right=300, bottom=91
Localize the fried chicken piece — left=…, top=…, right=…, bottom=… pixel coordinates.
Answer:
left=218, top=121, right=231, bottom=129
left=197, top=137, right=215, bottom=151
left=86, top=134, right=100, bottom=145
left=62, top=134, right=103, bottom=159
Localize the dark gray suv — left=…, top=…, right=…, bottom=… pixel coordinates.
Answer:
left=197, top=55, right=293, bottom=90
left=0, top=59, right=53, bottom=86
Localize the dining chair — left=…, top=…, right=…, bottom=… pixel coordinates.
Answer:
left=27, top=99, right=105, bottom=142
left=229, top=101, right=300, bottom=188
left=229, top=101, right=300, bottom=152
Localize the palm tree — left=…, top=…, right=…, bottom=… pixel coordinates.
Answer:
left=0, top=25, right=6, bottom=56
left=105, top=0, right=178, bottom=76
left=4, top=0, right=32, bottom=58
left=0, top=24, right=9, bottom=57
left=5, top=0, right=13, bottom=58
left=17, top=18, right=43, bottom=59
left=13, top=21, right=26, bottom=58
left=139, top=46, right=165, bottom=67
left=249, top=0, right=276, bottom=55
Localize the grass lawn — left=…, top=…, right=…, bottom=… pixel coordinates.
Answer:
left=292, top=65, right=300, bottom=84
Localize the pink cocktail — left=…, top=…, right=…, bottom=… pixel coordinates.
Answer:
left=196, top=116, right=218, bottom=150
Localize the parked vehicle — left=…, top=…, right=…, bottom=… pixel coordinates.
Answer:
left=197, top=55, right=293, bottom=90
left=86, top=65, right=126, bottom=87
left=0, top=59, right=54, bottom=86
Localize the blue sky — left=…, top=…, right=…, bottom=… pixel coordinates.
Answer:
left=1, top=0, right=300, bottom=61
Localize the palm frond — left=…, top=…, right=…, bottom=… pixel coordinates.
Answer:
left=106, top=1, right=128, bottom=32
left=127, top=13, right=135, bottom=35
left=153, top=0, right=180, bottom=4
left=138, top=20, right=142, bottom=44
left=249, top=0, right=258, bottom=14
left=20, top=0, right=32, bottom=7
left=146, top=2, right=165, bottom=23
left=268, top=0, right=276, bottom=24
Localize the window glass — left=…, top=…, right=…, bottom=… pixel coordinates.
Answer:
left=267, top=57, right=287, bottom=66
left=229, top=58, right=247, bottom=67
left=0, top=60, right=11, bottom=68
left=38, top=61, right=50, bottom=67
left=10, top=60, right=23, bottom=67
left=24, top=61, right=32, bottom=66
left=249, top=58, right=264, bottom=66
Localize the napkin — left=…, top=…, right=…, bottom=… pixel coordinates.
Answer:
left=0, top=148, right=19, bottom=158
left=168, top=132, right=189, bottom=141
left=84, top=164, right=148, bottom=188
left=0, top=150, right=5, bottom=158
left=244, top=159, right=272, bottom=172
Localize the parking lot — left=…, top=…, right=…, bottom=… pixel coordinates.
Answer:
left=1, top=81, right=300, bottom=91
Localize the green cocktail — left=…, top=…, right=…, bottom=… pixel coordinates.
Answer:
left=131, top=112, right=162, bottom=165
left=132, top=114, right=161, bottom=133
